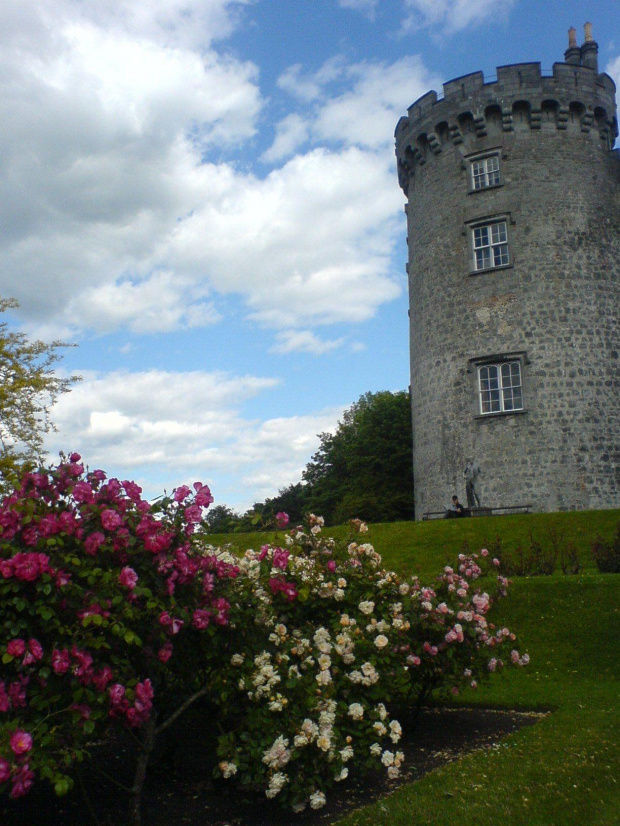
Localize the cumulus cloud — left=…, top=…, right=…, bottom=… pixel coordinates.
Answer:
left=401, top=0, right=517, bottom=35
left=338, top=0, right=379, bottom=20
left=260, top=113, right=310, bottom=163
left=276, top=58, right=346, bottom=102
left=267, top=55, right=441, bottom=156
left=606, top=54, right=620, bottom=92
left=0, top=0, right=260, bottom=327
left=44, top=368, right=340, bottom=509
left=0, top=1, right=417, bottom=351
left=271, top=330, right=345, bottom=355
left=1, top=1, right=432, bottom=353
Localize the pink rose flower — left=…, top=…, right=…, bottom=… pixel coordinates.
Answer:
left=108, top=684, right=126, bottom=706
left=10, top=764, right=35, bottom=798
left=183, top=504, right=202, bottom=525
left=158, top=642, right=173, bottom=662
left=72, top=481, right=95, bottom=503
left=192, top=609, right=211, bottom=630
left=8, top=680, right=28, bottom=709
left=84, top=532, right=106, bottom=556
left=0, top=757, right=11, bottom=783
left=13, top=553, right=49, bottom=582
left=275, top=512, right=289, bottom=528
left=122, top=480, right=143, bottom=501
left=119, top=567, right=138, bottom=590
left=10, top=730, right=33, bottom=755
left=7, top=639, right=26, bottom=658
left=101, top=509, right=122, bottom=531
left=0, top=682, right=10, bottom=712
left=193, top=482, right=213, bottom=507
left=22, top=638, right=44, bottom=666
left=272, top=548, right=290, bottom=570
left=0, top=559, right=14, bottom=578
left=173, top=485, right=191, bottom=503
left=92, top=666, right=114, bottom=692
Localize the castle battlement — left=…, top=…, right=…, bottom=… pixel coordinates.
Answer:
left=395, top=27, right=618, bottom=196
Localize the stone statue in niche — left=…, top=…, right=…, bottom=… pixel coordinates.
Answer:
left=464, top=460, right=481, bottom=508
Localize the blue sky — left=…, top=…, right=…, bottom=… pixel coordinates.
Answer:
left=1, top=0, right=618, bottom=511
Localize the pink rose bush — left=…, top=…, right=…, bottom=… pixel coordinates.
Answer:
left=0, top=455, right=233, bottom=816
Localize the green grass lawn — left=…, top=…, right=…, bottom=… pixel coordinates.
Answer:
left=209, top=510, right=620, bottom=825
left=207, top=509, right=619, bottom=580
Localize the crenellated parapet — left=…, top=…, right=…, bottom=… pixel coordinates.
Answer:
left=395, top=36, right=618, bottom=195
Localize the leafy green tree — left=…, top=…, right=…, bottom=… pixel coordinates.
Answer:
left=0, top=298, right=79, bottom=488
left=263, top=482, right=308, bottom=525
left=203, top=504, right=241, bottom=533
left=302, top=390, right=414, bottom=524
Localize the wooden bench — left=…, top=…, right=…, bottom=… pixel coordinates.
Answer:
left=422, top=504, right=532, bottom=521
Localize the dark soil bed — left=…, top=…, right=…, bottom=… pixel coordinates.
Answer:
left=1, top=706, right=548, bottom=826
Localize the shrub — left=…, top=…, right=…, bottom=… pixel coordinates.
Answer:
left=0, top=455, right=235, bottom=824
left=591, top=524, right=620, bottom=573
left=210, top=518, right=528, bottom=812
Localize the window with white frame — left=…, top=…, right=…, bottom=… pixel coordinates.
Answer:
left=472, top=220, right=509, bottom=271
left=477, top=361, right=523, bottom=414
left=470, top=155, right=500, bottom=190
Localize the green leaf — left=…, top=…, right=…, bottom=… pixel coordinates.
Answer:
left=54, top=778, right=71, bottom=797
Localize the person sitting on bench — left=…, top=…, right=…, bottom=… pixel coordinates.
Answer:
left=445, top=495, right=469, bottom=518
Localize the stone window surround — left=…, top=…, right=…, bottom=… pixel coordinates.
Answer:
left=468, top=351, right=530, bottom=419
left=464, top=212, right=514, bottom=275
left=465, top=147, right=503, bottom=192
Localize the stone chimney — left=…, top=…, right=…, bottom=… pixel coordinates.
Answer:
left=580, top=22, right=599, bottom=72
left=564, top=26, right=580, bottom=65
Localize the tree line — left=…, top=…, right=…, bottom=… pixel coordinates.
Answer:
left=206, top=390, right=414, bottom=531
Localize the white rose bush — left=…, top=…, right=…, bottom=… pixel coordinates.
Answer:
left=0, top=460, right=528, bottom=823
left=210, top=514, right=528, bottom=812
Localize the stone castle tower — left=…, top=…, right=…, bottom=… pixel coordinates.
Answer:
left=395, top=25, right=619, bottom=518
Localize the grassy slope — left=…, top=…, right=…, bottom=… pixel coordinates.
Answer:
left=207, top=509, right=619, bottom=581
left=336, top=574, right=619, bottom=826
left=209, top=510, right=620, bottom=826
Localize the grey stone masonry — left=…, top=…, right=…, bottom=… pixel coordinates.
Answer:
left=395, top=28, right=619, bottom=518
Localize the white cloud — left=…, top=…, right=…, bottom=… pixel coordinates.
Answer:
left=314, top=56, right=439, bottom=149
left=69, top=272, right=221, bottom=335
left=44, top=368, right=340, bottom=510
left=165, top=147, right=404, bottom=330
left=277, top=58, right=346, bottom=102
left=0, top=0, right=261, bottom=328
left=606, top=55, right=620, bottom=92
left=338, top=0, right=379, bottom=20
left=260, top=113, right=310, bottom=163
left=5, top=0, right=255, bottom=52
left=1, top=3, right=426, bottom=350
left=271, top=330, right=345, bottom=355
left=268, top=55, right=440, bottom=155
left=401, top=0, right=517, bottom=35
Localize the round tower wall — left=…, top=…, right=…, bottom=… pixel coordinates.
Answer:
left=396, top=61, right=619, bottom=517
